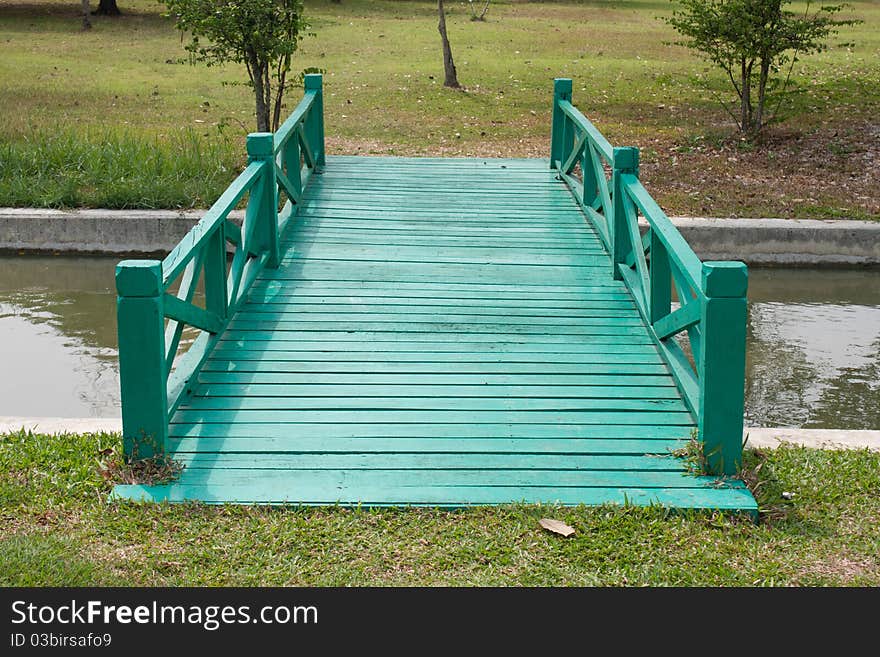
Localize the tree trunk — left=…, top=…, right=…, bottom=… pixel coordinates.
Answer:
left=272, top=54, right=290, bottom=132
left=438, top=0, right=460, bottom=89
left=92, top=0, right=120, bottom=16
left=247, top=49, right=271, bottom=132
left=81, top=0, right=92, bottom=29
left=254, top=77, right=270, bottom=133
left=753, top=59, right=771, bottom=134
left=739, top=58, right=752, bottom=134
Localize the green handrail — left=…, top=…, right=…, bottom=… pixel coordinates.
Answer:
left=551, top=78, right=748, bottom=476
left=116, top=75, right=325, bottom=460
left=274, top=74, right=325, bottom=237
left=550, top=79, right=615, bottom=251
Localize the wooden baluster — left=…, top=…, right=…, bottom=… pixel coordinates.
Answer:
left=698, top=261, right=748, bottom=475
left=283, top=124, right=303, bottom=202
left=116, top=260, right=168, bottom=460
left=204, top=226, right=228, bottom=322
left=649, top=230, right=671, bottom=324
left=304, top=74, right=325, bottom=171
left=581, top=143, right=599, bottom=209
left=610, top=146, right=639, bottom=280
left=561, top=116, right=573, bottom=174
left=550, top=78, right=572, bottom=170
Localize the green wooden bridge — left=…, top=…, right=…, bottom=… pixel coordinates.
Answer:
left=113, top=76, right=756, bottom=513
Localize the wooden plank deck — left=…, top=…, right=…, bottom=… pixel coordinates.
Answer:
left=114, top=155, right=756, bottom=512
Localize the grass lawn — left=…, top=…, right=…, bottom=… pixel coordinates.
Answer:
left=1, top=429, right=879, bottom=586
left=0, top=0, right=877, bottom=218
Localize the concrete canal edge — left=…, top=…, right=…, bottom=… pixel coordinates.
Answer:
left=0, top=208, right=221, bottom=257
left=0, top=208, right=879, bottom=265
left=1, top=417, right=878, bottom=452
left=663, top=216, right=880, bottom=266
left=743, top=428, right=880, bottom=452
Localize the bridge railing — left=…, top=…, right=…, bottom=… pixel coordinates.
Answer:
left=116, top=74, right=325, bottom=459
left=551, top=78, right=747, bottom=475
left=274, top=73, right=326, bottom=234
left=550, top=79, right=615, bottom=252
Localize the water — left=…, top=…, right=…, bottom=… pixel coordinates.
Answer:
left=0, top=257, right=119, bottom=417
left=0, top=256, right=878, bottom=429
left=745, top=269, right=880, bottom=429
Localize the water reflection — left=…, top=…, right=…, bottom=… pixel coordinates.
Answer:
left=745, top=269, right=880, bottom=429
left=0, top=256, right=877, bottom=429
left=0, top=257, right=119, bottom=417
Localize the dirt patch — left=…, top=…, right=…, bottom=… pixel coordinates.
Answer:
left=800, top=553, right=880, bottom=584
left=0, top=508, right=84, bottom=537
left=329, top=121, right=879, bottom=221
left=639, top=120, right=880, bottom=220
left=326, top=136, right=548, bottom=159
left=0, top=513, right=30, bottom=537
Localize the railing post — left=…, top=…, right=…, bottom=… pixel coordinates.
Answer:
left=304, top=73, right=325, bottom=170
left=116, top=260, right=168, bottom=460
left=247, top=132, right=280, bottom=269
left=698, top=261, right=748, bottom=476
left=611, top=146, right=639, bottom=280
left=550, top=78, right=572, bottom=170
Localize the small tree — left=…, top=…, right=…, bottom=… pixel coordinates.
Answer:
left=468, top=0, right=490, bottom=21
left=665, top=0, right=859, bottom=135
left=162, top=0, right=310, bottom=132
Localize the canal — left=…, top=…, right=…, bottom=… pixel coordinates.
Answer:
left=0, top=256, right=878, bottom=429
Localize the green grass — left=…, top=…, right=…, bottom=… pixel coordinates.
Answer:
left=0, top=129, right=241, bottom=208
left=2, top=429, right=879, bottom=586
left=0, top=0, right=877, bottom=216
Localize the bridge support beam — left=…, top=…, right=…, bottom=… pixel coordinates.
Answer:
left=116, top=260, right=168, bottom=459
left=699, top=261, right=748, bottom=475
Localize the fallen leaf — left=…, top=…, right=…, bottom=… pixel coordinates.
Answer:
left=539, top=518, right=575, bottom=538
